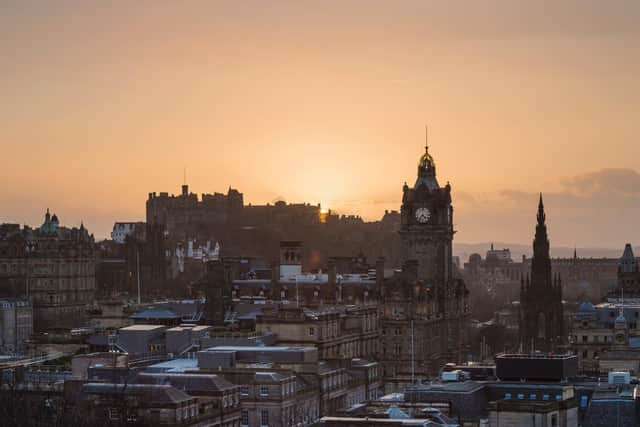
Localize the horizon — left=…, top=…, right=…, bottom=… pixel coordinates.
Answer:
left=2, top=1, right=639, bottom=247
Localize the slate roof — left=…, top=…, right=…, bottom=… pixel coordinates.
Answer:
left=82, top=383, right=193, bottom=405
left=130, top=309, right=181, bottom=319
left=135, top=373, right=237, bottom=393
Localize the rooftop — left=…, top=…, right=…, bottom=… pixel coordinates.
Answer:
left=145, top=358, right=199, bottom=373
left=120, top=324, right=166, bottom=332
left=130, top=309, right=181, bottom=319
left=206, top=345, right=314, bottom=353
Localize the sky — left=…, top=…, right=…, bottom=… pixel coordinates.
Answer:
left=1, top=1, right=639, bottom=247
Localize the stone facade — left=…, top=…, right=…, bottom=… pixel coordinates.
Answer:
left=570, top=244, right=640, bottom=374
left=0, top=211, right=95, bottom=331
left=0, top=298, right=33, bottom=353
left=256, top=305, right=379, bottom=361
left=380, top=144, right=469, bottom=382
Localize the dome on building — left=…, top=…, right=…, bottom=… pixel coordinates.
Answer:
left=414, top=145, right=440, bottom=190
left=577, top=302, right=595, bottom=313
left=418, top=147, right=435, bottom=170
left=51, top=214, right=59, bottom=224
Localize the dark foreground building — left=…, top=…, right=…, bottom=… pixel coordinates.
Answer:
left=520, top=195, right=564, bottom=352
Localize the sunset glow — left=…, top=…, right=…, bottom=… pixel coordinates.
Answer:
left=1, top=1, right=639, bottom=248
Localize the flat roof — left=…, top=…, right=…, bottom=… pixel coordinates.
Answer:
left=167, top=325, right=211, bottom=332
left=120, top=324, right=166, bottom=331
left=146, top=358, right=199, bottom=373
left=408, top=381, right=486, bottom=393
left=206, top=345, right=314, bottom=352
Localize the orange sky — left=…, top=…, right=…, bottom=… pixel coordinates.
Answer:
left=1, top=1, right=639, bottom=247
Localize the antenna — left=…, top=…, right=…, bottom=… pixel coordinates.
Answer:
left=183, top=166, right=187, bottom=186
left=425, top=125, right=429, bottom=152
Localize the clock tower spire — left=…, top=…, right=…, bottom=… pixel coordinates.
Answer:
left=400, top=137, right=454, bottom=295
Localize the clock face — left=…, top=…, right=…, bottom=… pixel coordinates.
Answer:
left=415, top=207, right=431, bottom=223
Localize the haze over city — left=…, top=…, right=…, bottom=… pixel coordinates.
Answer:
left=2, top=0, right=639, bottom=247
left=5, top=3, right=640, bottom=426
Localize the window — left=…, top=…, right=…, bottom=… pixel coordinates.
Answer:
left=240, top=386, right=249, bottom=396
left=261, top=410, right=269, bottom=426
left=517, top=394, right=524, bottom=400
left=580, top=395, right=589, bottom=409
left=260, top=386, right=269, bottom=397
left=582, top=335, right=588, bottom=342
left=504, top=393, right=512, bottom=399
left=582, top=350, right=588, bottom=358
left=241, top=410, right=249, bottom=426
left=530, top=394, right=537, bottom=400
left=309, top=327, right=315, bottom=336
left=108, top=408, right=120, bottom=421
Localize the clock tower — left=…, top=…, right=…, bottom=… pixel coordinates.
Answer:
left=379, top=137, right=468, bottom=383
left=399, top=142, right=454, bottom=300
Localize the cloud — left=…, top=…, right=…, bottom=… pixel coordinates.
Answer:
left=559, top=168, right=640, bottom=197
left=455, top=169, right=640, bottom=247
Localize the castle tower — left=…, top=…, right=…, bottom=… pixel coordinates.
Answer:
left=519, top=194, right=564, bottom=352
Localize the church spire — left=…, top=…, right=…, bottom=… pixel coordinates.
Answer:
left=537, top=193, right=545, bottom=225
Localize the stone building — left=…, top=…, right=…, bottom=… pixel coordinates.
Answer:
left=379, top=144, right=469, bottom=383
left=520, top=195, right=564, bottom=352
left=146, top=184, right=244, bottom=236
left=0, top=298, right=33, bottom=353
left=256, top=304, right=379, bottom=361
left=0, top=210, right=95, bottom=331
left=202, top=144, right=469, bottom=384
left=610, top=243, right=640, bottom=297
left=570, top=244, right=640, bottom=374
left=78, top=382, right=229, bottom=426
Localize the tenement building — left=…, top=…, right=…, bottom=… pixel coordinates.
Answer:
left=571, top=243, right=640, bottom=374
left=0, top=210, right=96, bottom=331
left=519, top=195, right=564, bottom=352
